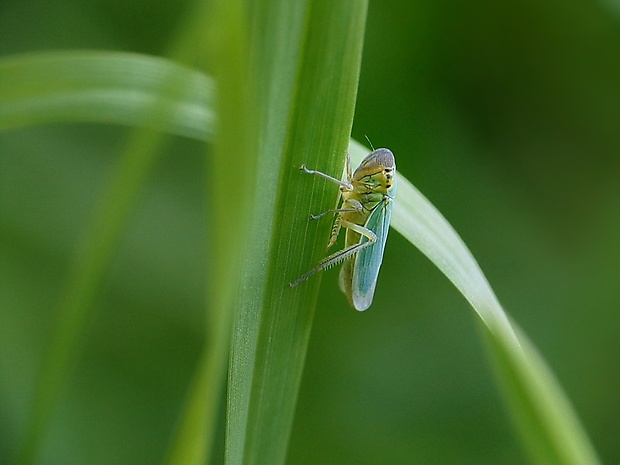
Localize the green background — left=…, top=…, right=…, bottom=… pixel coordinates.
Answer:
left=2, top=0, right=619, bottom=464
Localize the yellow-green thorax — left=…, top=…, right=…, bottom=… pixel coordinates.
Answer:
left=324, top=148, right=396, bottom=250
left=340, top=148, right=396, bottom=226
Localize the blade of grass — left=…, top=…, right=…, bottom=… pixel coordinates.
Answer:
left=163, top=1, right=257, bottom=465
left=1, top=5, right=224, bottom=462
left=349, top=139, right=601, bottom=465
left=13, top=92, right=177, bottom=465
left=0, top=51, right=215, bottom=139
left=225, top=1, right=369, bottom=464
left=223, top=1, right=309, bottom=465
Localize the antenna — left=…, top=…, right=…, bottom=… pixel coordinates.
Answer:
left=364, top=135, right=375, bottom=151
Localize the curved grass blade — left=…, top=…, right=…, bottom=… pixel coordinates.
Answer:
left=0, top=51, right=215, bottom=140
left=1, top=39, right=221, bottom=465
left=11, top=87, right=189, bottom=465
left=349, top=139, right=601, bottom=465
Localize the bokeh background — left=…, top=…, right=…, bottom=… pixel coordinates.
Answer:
left=2, top=0, right=620, bottom=464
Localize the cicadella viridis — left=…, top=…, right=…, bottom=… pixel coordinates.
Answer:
left=290, top=148, right=396, bottom=311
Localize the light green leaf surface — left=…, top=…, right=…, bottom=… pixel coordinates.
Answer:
left=165, top=1, right=256, bottom=465
left=0, top=30, right=600, bottom=465
left=350, top=140, right=601, bottom=465
left=226, top=1, right=369, bottom=464
left=2, top=49, right=210, bottom=465
left=0, top=51, right=215, bottom=140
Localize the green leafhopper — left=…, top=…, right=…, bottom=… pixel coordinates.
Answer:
left=290, top=148, right=397, bottom=311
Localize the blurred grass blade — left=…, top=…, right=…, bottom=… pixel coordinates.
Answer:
left=170, top=1, right=257, bottom=465
left=0, top=51, right=215, bottom=139
left=0, top=28, right=219, bottom=465
left=349, top=140, right=600, bottom=465
left=488, top=324, right=601, bottom=465
left=162, top=1, right=248, bottom=463
left=12, top=78, right=194, bottom=465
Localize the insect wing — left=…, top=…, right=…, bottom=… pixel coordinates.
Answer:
left=350, top=195, right=393, bottom=311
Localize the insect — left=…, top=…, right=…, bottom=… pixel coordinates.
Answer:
left=289, top=148, right=396, bottom=311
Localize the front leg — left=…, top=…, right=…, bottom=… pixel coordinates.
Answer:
left=300, top=164, right=353, bottom=191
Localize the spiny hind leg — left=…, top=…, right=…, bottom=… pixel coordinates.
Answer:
left=317, top=220, right=377, bottom=271
left=309, top=206, right=358, bottom=221
left=289, top=221, right=376, bottom=287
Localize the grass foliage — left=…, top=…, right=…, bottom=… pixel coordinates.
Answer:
left=0, top=1, right=602, bottom=464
